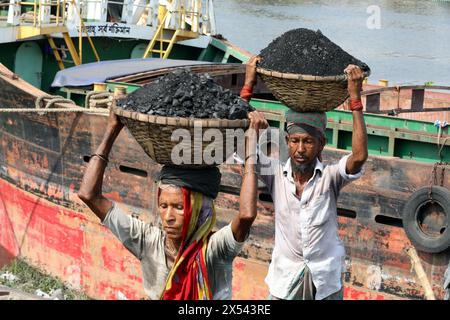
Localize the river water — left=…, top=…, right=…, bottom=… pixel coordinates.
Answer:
left=214, top=0, right=450, bottom=86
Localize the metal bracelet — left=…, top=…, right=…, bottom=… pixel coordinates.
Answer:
left=91, top=153, right=109, bottom=164
left=245, top=153, right=258, bottom=162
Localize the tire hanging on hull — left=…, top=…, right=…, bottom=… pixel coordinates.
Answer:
left=402, top=186, right=450, bottom=253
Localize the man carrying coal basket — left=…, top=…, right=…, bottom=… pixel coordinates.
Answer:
left=78, top=72, right=268, bottom=300
left=241, top=47, right=369, bottom=300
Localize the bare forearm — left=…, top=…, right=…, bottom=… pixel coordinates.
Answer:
left=345, top=65, right=368, bottom=173
left=231, top=110, right=267, bottom=242
left=346, top=110, right=368, bottom=174
left=80, top=157, right=107, bottom=200
left=232, top=130, right=258, bottom=241
left=240, top=129, right=258, bottom=219
left=96, top=127, right=120, bottom=158
left=233, top=163, right=257, bottom=242
left=351, top=111, right=368, bottom=162
left=240, top=162, right=257, bottom=219
left=241, top=56, right=261, bottom=102
left=78, top=125, right=122, bottom=220
left=80, top=125, right=120, bottom=195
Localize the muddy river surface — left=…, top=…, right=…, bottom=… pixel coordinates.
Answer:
left=214, top=0, right=450, bottom=86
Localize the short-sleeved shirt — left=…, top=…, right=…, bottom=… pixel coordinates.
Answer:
left=102, top=202, right=245, bottom=300
left=257, top=151, right=363, bottom=300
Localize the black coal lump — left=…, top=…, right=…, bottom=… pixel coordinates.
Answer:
left=117, top=69, right=254, bottom=120
left=259, top=28, right=370, bottom=76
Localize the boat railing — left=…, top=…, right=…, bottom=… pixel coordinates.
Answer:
left=6, top=0, right=67, bottom=27
left=65, top=0, right=152, bottom=26
left=3, top=0, right=216, bottom=36
left=0, top=3, right=10, bottom=22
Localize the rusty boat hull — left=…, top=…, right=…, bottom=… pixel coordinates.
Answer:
left=0, top=63, right=449, bottom=300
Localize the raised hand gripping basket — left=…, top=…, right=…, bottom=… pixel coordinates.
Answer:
left=113, top=104, right=249, bottom=167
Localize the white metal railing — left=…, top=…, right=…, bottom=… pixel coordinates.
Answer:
left=3, top=0, right=216, bottom=35
left=0, top=2, right=11, bottom=21
left=6, top=0, right=67, bottom=26
left=162, top=0, right=216, bottom=35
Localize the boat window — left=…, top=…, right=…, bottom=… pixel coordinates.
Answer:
left=259, top=193, right=273, bottom=203
left=337, top=208, right=357, bottom=219
left=119, top=165, right=148, bottom=178
left=231, top=74, right=238, bottom=86
left=82, top=157, right=148, bottom=178
left=375, top=215, right=403, bottom=228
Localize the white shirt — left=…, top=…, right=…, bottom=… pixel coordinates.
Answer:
left=257, top=152, right=363, bottom=300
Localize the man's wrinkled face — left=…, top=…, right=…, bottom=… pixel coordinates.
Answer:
left=286, top=132, right=324, bottom=173
left=158, top=186, right=185, bottom=242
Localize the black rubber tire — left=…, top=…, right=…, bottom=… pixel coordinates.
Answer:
left=402, top=186, right=450, bottom=253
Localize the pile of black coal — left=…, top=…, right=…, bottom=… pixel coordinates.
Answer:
left=259, top=28, right=370, bottom=76
left=117, top=69, right=254, bottom=120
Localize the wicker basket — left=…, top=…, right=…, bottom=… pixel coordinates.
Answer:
left=113, top=104, right=249, bottom=167
left=257, top=67, right=370, bottom=112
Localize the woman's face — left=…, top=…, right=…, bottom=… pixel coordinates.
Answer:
left=158, top=186, right=185, bottom=243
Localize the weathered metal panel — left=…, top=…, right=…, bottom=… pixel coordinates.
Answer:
left=5, top=177, right=445, bottom=300
left=1, top=65, right=449, bottom=300
left=359, top=84, right=450, bottom=122
left=0, top=178, right=146, bottom=300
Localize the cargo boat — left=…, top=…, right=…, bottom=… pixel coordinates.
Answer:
left=0, top=0, right=449, bottom=300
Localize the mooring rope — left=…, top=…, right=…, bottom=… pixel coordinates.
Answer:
left=0, top=94, right=109, bottom=114
left=0, top=107, right=109, bottom=114
left=35, top=95, right=75, bottom=109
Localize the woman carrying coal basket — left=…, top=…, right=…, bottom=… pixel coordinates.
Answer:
left=78, top=104, right=268, bottom=300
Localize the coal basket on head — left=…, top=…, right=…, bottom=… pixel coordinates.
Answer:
left=256, top=67, right=371, bottom=112
left=113, top=104, right=249, bottom=167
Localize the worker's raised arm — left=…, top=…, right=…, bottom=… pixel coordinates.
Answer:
left=78, top=109, right=124, bottom=221
left=344, top=65, right=369, bottom=175
left=240, top=56, right=262, bottom=102
left=232, top=111, right=268, bottom=242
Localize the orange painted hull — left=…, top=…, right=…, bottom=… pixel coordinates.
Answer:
left=0, top=64, right=449, bottom=300
left=1, top=177, right=447, bottom=300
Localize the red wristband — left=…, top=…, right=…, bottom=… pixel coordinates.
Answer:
left=240, top=85, right=253, bottom=102
left=349, top=99, right=363, bottom=111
